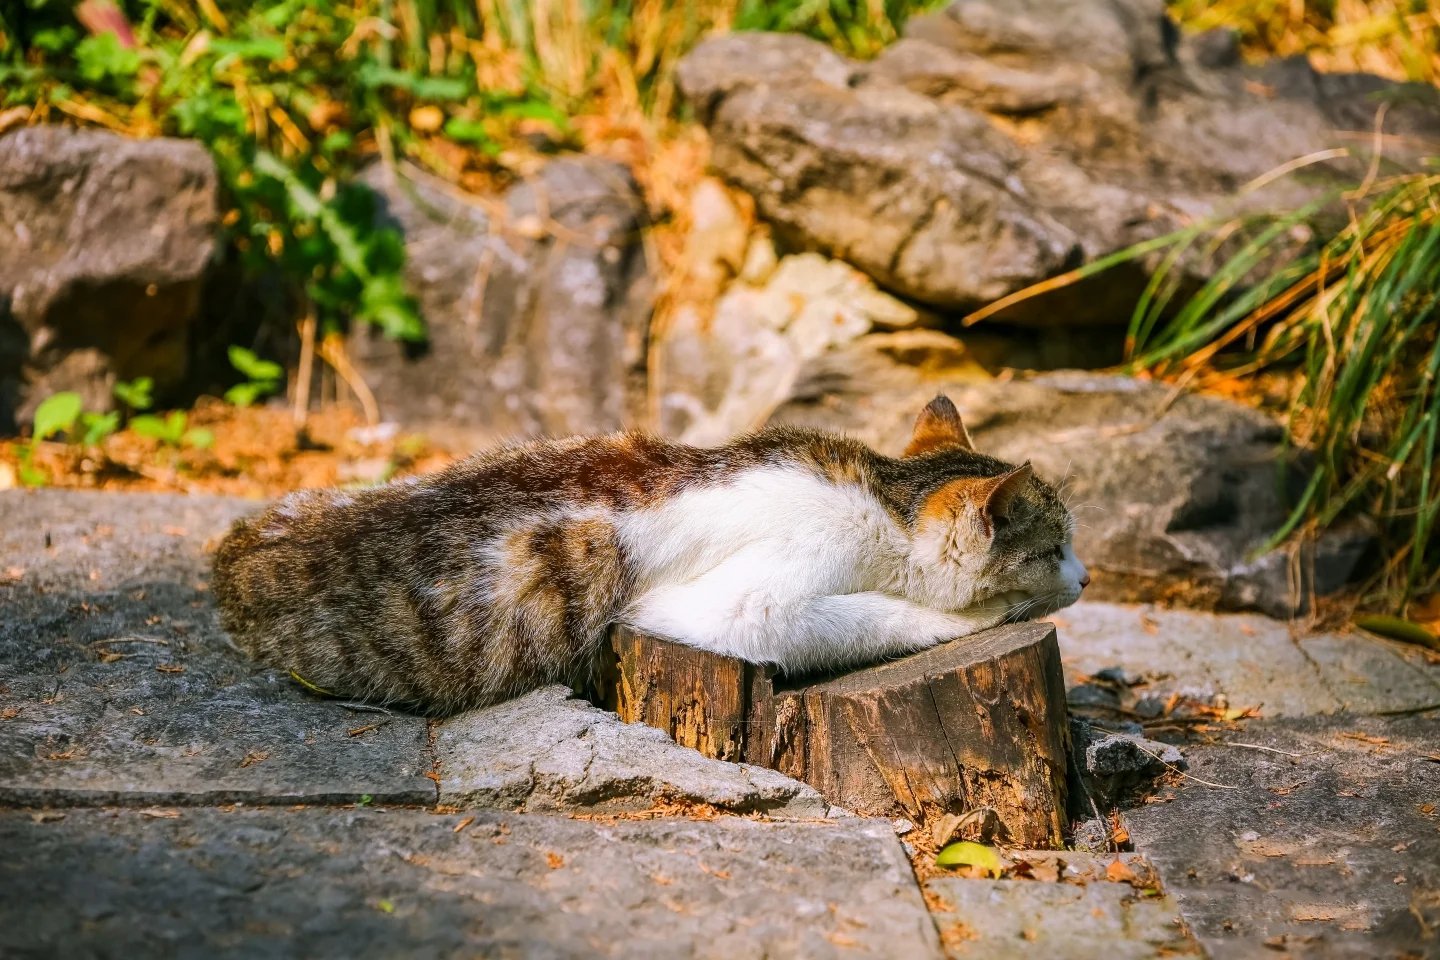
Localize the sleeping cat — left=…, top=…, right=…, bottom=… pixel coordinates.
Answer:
left=212, top=396, right=1088, bottom=714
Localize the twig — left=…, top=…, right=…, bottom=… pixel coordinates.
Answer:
left=318, top=333, right=379, bottom=427
left=89, top=636, right=169, bottom=646
left=293, top=308, right=317, bottom=428
left=1132, top=741, right=1239, bottom=790
left=1224, top=742, right=1304, bottom=758
left=337, top=701, right=395, bottom=715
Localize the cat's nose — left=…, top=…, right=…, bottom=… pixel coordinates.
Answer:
left=1079, top=572, right=1091, bottom=589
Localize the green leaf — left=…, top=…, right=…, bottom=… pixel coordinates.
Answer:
left=376, top=899, right=394, bottom=914
left=935, top=841, right=1004, bottom=878
left=224, top=383, right=263, bottom=408
left=130, top=412, right=185, bottom=445
left=128, top=414, right=166, bottom=439
left=208, top=37, right=288, bottom=62
left=442, top=118, right=495, bottom=146
left=228, top=346, right=284, bottom=382
left=1355, top=615, right=1440, bottom=651
left=19, top=463, right=49, bottom=488
left=182, top=427, right=215, bottom=451
left=74, top=33, right=141, bottom=86
left=497, top=99, right=569, bottom=127
left=78, top=411, right=121, bottom=447
left=33, top=392, right=83, bottom=442
left=112, top=377, right=154, bottom=411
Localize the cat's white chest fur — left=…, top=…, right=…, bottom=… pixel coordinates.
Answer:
left=614, top=466, right=993, bottom=671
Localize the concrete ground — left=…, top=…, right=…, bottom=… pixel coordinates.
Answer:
left=2, top=490, right=1437, bottom=958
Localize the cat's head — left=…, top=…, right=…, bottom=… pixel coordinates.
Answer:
left=900, top=395, right=1088, bottom=621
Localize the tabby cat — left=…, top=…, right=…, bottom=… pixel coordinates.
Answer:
left=213, top=396, right=1088, bottom=714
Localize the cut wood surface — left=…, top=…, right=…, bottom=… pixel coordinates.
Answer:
left=599, top=622, right=1070, bottom=848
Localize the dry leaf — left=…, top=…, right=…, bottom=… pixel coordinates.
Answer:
left=1105, top=858, right=1138, bottom=884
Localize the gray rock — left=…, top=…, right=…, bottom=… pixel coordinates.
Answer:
left=436, top=685, right=835, bottom=817
left=1071, top=719, right=1184, bottom=810
left=678, top=2, right=1440, bottom=323
left=1057, top=601, right=1440, bottom=719
left=0, top=490, right=434, bottom=806
left=353, top=157, right=652, bottom=440
left=656, top=253, right=923, bottom=444
left=1123, top=714, right=1440, bottom=958
left=773, top=357, right=1371, bottom=615
left=0, top=808, right=942, bottom=959
left=0, top=126, right=219, bottom=432
left=926, top=870, right=1197, bottom=959
left=1298, top=633, right=1440, bottom=715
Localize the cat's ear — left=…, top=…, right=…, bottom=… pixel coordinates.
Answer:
left=979, top=462, right=1033, bottom=532
left=903, top=395, right=975, bottom=457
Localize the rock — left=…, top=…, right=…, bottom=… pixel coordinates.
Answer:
left=1, top=808, right=943, bottom=959
left=678, top=3, right=1440, bottom=323
left=435, top=685, right=835, bottom=817
left=353, top=157, right=652, bottom=440
left=655, top=253, right=926, bottom=444
left=1057, top=601, right=1440, bottom=719
left=1122, top=714, right=1440, bottom=957
left=0, top=127, right=219, bottom=432
left=0, top=490, right=434, bottom=806
left=1071, top=719, right=1184, bottom=809
left=772, top=350, right=1371, bottom=614
left=925, top=867, right=1196, bottom=959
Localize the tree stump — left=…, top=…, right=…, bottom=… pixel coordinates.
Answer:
left=599, top=623, right=1070, bottom=848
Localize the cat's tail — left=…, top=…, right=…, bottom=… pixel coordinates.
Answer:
left=210, top=494, right=389, bottom=705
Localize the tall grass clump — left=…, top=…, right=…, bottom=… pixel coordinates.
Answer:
left=1119, top=168, right=1440, bottom=613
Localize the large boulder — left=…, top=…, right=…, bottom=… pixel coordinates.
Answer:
left=677, top=1, right=1440, bottom=324
left=354, top=158, right=652, bottom=440
left=0, top=127, right=219, bottom=432
left=771, top=336, right=1371, bottom=616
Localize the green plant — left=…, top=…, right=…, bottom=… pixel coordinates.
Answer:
left=130, top=410, right=215, bottom=450
left=112, top=376, right=154, bottom=413
left=31, top=391, right=84, bottom=442
left=225, top=345, right=284, bottom=407
left=1027, top=170, right=1440, bottom=612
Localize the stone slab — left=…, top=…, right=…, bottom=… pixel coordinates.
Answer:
left=1298, top=633, right=1440, bottom=715
left=1051, top=602, right=1440, bottom=718
left=436, top=685, right=835, bottom=817
left=0, top=807, right=941, bottom=960
left=1123, top=714, right=1440, bottom=959
left=926, top=869, right=1197, bottom=959
left=0, top=491, right=435, bottom=806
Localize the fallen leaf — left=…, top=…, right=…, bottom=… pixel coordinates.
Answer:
left=1105, top=858, right=1138, bottom=884
left=155, top=664, right=185, bottom=674
left=936, top=841, right=1003, bottom=878
left=453, top=816, right=474, bottom=833
left=376, top=899, right=395, bottom=914
left=140, top=808, right=180, bottom=819
left=1339, top=732, right=1390, bottom=746
left=1354, top=614, right=1439, bottom=651
left=0, top=707, right=19, bottom=720
left=239, top=750, right=269, bottom=767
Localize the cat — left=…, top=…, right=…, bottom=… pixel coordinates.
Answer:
left=212, top=396, right=1088, bottom=714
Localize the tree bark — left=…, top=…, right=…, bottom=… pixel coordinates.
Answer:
left=598, top=623, right=1070, bottom=848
